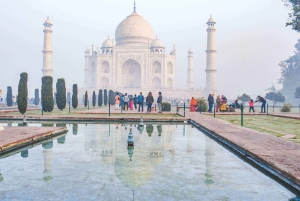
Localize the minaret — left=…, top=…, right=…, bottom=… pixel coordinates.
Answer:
left=42, top=17, right=53, bottom=77
left=204, top=135, right=214, bottom=185
left=187, top=48, right=194, bottom=89
left=205, top=15, right=217, bottom=93
left=84, top=47, right=90, bottom=89
left=42, top=140, right=53, bottom=184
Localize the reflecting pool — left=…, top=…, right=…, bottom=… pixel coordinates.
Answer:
left=0, top=122, right=297, bottom=200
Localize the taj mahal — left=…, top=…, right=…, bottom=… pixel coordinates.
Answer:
left=42, top=3, right=218, bottom=98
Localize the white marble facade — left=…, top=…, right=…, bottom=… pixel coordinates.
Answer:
left=84, top=11, right=176, bottom=91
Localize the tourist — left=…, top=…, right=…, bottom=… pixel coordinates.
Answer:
left=249, top=99, right=255, bottom=113
left=190, top=97, right=197, bottom=112
left=229, top=100, right=240, bottom=109
left=137, top=92, right=144, bottom=112
left=207, top=94, right=214, bottom=113
left=216, top=95, right=221, bottom=112
left=157, top=92, right=162, bottom=113
left=123, top=93, right=129, bottom=111
left=220, top=95, right=227, bottom=112
left=255, top=95, right=267, bottom=113
left=129, top=95, right=134, bottom=110
left=115, top=93, right=120, bottom=110
left=146, top=92, right=154, bottom=113
left=120, top=95, right=124, bottom=110
left=133, top=94, right=138, bottom=109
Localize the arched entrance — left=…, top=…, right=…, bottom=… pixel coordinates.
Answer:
left=122, top=59, right=141, bottom=88
left=152, top=77, right=161, bottom=89
left=101, top=77, right=109, bottom=88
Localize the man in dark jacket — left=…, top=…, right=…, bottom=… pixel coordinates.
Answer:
left=207, top=94, right=214, bottom=113
left=255, top=95, right=267, bottom=113
left=133, top=94, right=138, bottom=109
left=137, top=92, right=144, bottom=112
left=157, top=92, right=163, bottom=113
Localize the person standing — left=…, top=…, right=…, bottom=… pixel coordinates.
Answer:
left=129, top=95, right=134, bottom=110
left=137, top=92, right=144, bottom=112
left=249, top=99, right=255, bottom=113
left=255, top=95, right=266, bottom=113
left=207, top=94, right=214, bottom=113
left=146, top=92, right=154, bottom=113
left=216, top=95, right=221, bottom=112
left=115, top=93, right=120, bottom=110
left=123, top=93, right=129, bottom=111
left=190, top=97, right=197, bottom=112
left=157, top=92, right=163, bottom=113
left=133, top=94, right=138, bottom=109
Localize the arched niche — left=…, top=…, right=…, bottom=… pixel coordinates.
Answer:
left=152, top=61, right=161, bottom=74
left=101, top=77, right=109, bottom=88
left=122, top=59, right=141, bottom=88
left=152, top=77, right=161, bottom=89
left=167, top=62, right=173, bottom=74
left=101, top=61, right=110, bottom=73
left=167, top=78, right=173, bottom=89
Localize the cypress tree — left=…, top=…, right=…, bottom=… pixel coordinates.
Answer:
left=72, top=84, right=78, bottom=109
left=98, top=89, right=102, bottom=107
left=17, top=72, right=28, bottom=115
left=104, top=89, right=107, bottom=106
left=67, top=92, right=71, bottom=104
left=41, top=76, right=54, bottom=112
left=6, top=86, right=12, bottom=106
left=34, top=88, right=39, bottom=105
left=108, top=90, right=115, bottom=105
left=56, top=78, right=66, bottom=110
left=84, top=91, right=88, bottom=107
left=92, top=91, right=96, bottom=107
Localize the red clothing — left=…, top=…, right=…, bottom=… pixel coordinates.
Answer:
left=249, top=101, right=254, bottom=107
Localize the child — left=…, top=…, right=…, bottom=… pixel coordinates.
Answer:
left=249, top=99, right=255, bottom=113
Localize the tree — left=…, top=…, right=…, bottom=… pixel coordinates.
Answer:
left=41, top=76, right=54, bottom=112
left=17, top=72, right=28, bottom=115
left=237, top=93, right=251, bottom=103
left=196, top=98, right=208, bottom=112
left=265, top=92, right=286, bottom=105
left=104, top=89, right=107, bottom=106
left=67, top=92, right=71, bottom=104
left=34, top=89, right=39, bottom=105
left=6, top=86, right=12, bottom=106
left=283, top=0, right=300, bottom=32
left=56, top=78, right=66, bottom=110
left=84, top=91, right=88, bottom=107
left=72, top=84, right=78, bottom=109
left=265, top=83, right=276, bottom=92
left=278, top=39, right=300, bottom=103
left=98, top=89, right=103, bottom=107
left=92, top=91, right=96, bottom=107
left=295, top=87, right=300, bottom=99
left=108, top=90, right=115, bottom=105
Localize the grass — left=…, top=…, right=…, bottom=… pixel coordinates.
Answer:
left=212, top=114, right=300, bottom=143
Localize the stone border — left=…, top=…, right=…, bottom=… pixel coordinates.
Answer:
left=189, top=119, right=300, bottom=196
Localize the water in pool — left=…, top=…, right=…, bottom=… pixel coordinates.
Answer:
left=0, top=122, right=297, bottom=200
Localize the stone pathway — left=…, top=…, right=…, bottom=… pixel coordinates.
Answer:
left=0, top=126, right=67, bottom=154
left=186, top=112, right=300, bottom=190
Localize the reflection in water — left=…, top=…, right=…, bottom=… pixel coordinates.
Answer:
left=21, top=150, right=28, bottom=158
left=146, top=124, right=153, bottom=137
left=41, top=124, right=54, bottom=127
left=127, top=146, right=134, bottom=161
left=157, top=125, right=162, bottom=136
left=57, top=136, right=66, bottom=144
left=72, top=124, right=78, bottom=135
left=18, top=123, right=28, bottom=127
left=205, top=135, right=214, bottom=185
left=0, top=168, right=3, bottom=182
left=42, top=140, right=53, bottom=184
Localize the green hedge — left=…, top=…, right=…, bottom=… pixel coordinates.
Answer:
left=98, top=89, right=102, bottom=107
left=6, top=86, right=12, bottom=106
left=17, top=72, right=28, bottom=115
left=72, top=84, right=78, bottom=109
left=41, top=76, right=54, bottom=112
left=84, top=91, right=88, bottom=107
left=56, top=78, right=66, bottom=110
left=162, top=102, right=171, bottom=111
left=104, top=89, right=107, bottom=106
left=34, top=88, right=39, bottom=105
left=92, top=91, right=96, bottom=107
left=196, top=98, right=208, bottom=112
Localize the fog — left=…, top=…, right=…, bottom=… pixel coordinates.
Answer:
left=0, top=0, right=298, bottom=100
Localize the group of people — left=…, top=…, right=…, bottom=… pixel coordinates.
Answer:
left=114, top=92, right=163, bottom=113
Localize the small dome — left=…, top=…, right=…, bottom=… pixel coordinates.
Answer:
left=44, top=17, right=52, bottom=25
left=207, top=15, right=215, bottom=23
left=150, top=38, right=164, bottom=48
left=102, top=38, right=113, bottom=48
left=188, top=48, right=193, bottom=54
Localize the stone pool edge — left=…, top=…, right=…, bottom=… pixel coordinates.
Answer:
left=189, top=118, right=300, bottom=196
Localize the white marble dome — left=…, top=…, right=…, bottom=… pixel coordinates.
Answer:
left=150, top=38, right=164, bottom=48
left=115, top=11, right=154, bottom=46
left=102, top=38, right=113, bottom=48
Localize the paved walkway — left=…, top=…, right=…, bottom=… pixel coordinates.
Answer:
left=0, top=126, right=67, bottom=154
left=186, top=112, right=300, bottom=190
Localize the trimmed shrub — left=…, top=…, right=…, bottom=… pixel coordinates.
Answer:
left=84, top=91, right=88, bottom=107
left=196, top=98, right=208, bottom=112
left=34, top=88, right=39, bottom=105
left=280, top=103, right=293, bottom=112
left=162, top=102, right=171, bottom=111
left=6, top=86, right=12, bottom=106
left=92, top=91, right=96, bottom=107
left=98, top=90, right=102, bottom=107
left=72, top=84, right=78, bottom=109
left=108, top=90, right=115, bottom=105
left=67, top=92, right=71, bottom=104
left=56, top=78, right=66, bottom=110
left=104, top=89, right=107, bottom=106
left=41, top=76, right=54, bottom=112
left=17, top=72, right=28, bottom=115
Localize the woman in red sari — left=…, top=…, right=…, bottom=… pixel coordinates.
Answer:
left=190, top=97, right=197, bottom=112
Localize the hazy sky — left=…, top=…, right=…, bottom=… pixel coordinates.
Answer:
left=0, top=0, right=299, bottom=99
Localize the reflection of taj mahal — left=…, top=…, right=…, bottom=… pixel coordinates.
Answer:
left=80, top=3, right=217, bottom=97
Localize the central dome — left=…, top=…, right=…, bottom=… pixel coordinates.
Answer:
left=115, top=11, right=154, bottom=46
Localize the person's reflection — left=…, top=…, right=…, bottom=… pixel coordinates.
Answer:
left=42, top=140, right=53, bottom=184
left=157, top=125, right=162, bottom=136
left=146, top=124, right=153, bottom=137
left=72, top=124, right=78, bottom=135
left=0, top=167, right=3, bottom=183
left=127, top=146, right=134, bottom=161
left=21, top=149, right=28, bottom=158
left=204, top=135, right=214, bottom=185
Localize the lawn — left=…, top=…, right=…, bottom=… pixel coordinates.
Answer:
left=213, top=115, right=300, bottom=144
